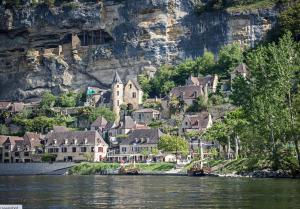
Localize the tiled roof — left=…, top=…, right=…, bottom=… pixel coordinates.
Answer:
left=91, top=116, right=108, bottom=128
left=53, top=126, right=69, bottom=133
left=185, top=112, right=211, bottom=130
left=23, top=132, right=42, bottom=148
left=45, top=130, right=107, bottom=146
left=134, top=108, right=160, bottom=114
left=0, top=135, right=24, bottom=148
left=120, top=128, right=163, bottom=145
left=122, top=116, right=136, bottom=129
left=187, top=75, right=216, bottom=87
left=170, top=85, right=204, bottom=100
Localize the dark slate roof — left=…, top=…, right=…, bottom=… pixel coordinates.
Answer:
left=113, top=71, right=123, bottom=84
left=169, top=85, right=204, bottom=100
left=122, top=116, right=136, bottom=129
left=45, top=130, right=107, bottom=146
left=91, top=116, right=108, bottom=128
left=120, top=128, right=163, bottom=145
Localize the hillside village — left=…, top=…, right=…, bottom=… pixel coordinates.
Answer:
left=0, top=63, right=246, bottom=164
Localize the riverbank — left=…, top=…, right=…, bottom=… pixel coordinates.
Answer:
left=205, top=158, right=300, bottom=179
left=67, top=161, right=300, bottom=178
left=68, top=162, right=176, bottom=175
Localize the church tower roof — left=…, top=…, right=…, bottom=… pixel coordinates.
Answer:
left=113, top=71, right=123, bottom=84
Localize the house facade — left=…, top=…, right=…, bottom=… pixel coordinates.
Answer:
left=45, top=130, right=108, bottom=162
left=107, top=128, right=163, bottom=162
left=132, top=108, right=160, bottom=124
left=186, top=74, right=218, bottom=93
left=0, top=133, right=42, bottom=163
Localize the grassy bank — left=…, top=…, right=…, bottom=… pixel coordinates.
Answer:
left=68, top=162, right=176, bottom=175
left=125, top=163, right=176, bottom=172
left=68, top=163, right=119, bottom=175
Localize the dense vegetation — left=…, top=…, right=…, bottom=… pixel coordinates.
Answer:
left=203, top=33, right=300, bottom=171
left=0, top=91, right=115, bottom=134
left=193, top=0, right=297, bottom=13
left=139, top=44, right=243, bottom=98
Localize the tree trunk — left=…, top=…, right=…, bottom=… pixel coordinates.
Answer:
left=227, top=136, right=231, bottom=160
left=235, top=135, right=239, bottom=160
left=294, top=139, right=300, bottom=168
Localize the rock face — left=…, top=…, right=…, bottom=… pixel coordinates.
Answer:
left=0, top=0, right=278, bottom=100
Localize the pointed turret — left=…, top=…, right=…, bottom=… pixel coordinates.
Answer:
left=113, top=71, right=123, bottom=84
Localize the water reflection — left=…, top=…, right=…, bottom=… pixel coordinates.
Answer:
left=0, top=176, right=299, bottom=209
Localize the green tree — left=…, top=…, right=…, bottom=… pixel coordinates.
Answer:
left=194, top=51, right=216, bottom=75
left=186, top=96, right=208, bottom=112
left=40, top=92, right=57, bottom=110
left=59, top=92, right=77, bottom=107
left=158, top=135, right=189, bottom=156
left=279, top=2, right=300, bottom=40
left=0, top=124, right=9, bottom=135
left=218, top=43, right=243, bottom=77
left=88, top=107, right=115, bottom=122
left=231, top=33, right=300, bottom=168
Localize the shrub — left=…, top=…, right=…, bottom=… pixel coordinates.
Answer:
left=42, top=153, right=57, bottom=162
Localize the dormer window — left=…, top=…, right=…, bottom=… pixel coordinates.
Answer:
left=74, top=139, right=77, bottom=145
left=85, top=139, right=88, bottom=144
left=54, top=139, right=57, bottom=145
left=65, top=139, right=68, bottom=144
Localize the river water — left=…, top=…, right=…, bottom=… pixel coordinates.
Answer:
left=0, top=176, right=299, bottom=209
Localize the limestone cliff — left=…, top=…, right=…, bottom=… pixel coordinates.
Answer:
left=0, top=0, right=278, bottom=100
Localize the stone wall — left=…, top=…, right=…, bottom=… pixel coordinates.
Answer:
left=0, top=0, right=278, bottom=100
left=0, top=162, right=75, bottom=175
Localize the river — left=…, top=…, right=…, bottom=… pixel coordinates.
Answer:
left=0, top=176, right=299, bottom=209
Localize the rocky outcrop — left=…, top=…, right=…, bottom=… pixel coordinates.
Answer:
left=0, top=0, right=278, bottom=100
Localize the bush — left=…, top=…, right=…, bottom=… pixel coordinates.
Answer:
left=42, top=153, right=57, bottom=162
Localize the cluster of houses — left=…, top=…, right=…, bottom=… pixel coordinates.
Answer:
left=0, top=64, right=248, bottom=163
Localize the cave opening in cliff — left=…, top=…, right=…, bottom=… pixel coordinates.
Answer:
left=78, top=30, right=113, bottom=46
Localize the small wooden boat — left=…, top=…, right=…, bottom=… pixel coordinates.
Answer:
left=187, top=161, right=211, bottom=177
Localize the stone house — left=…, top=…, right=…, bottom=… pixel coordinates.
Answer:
left=132, top=108, right=160, bottom=125
left=167, top=85, right=208, bottom=107
left=186, top=74, right=218, bottom=93
left=180, top=112, right=213, bottom=135
left=107, top=128, right=163, bottom=162
left=111, top=71, right=143, bottom=122
left=0, top=133, right=42, bottom=163
left=45, top=130, right=108, bottom=162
